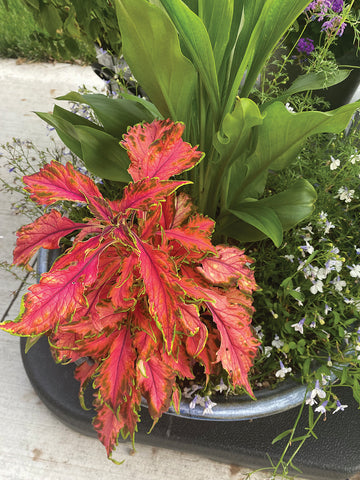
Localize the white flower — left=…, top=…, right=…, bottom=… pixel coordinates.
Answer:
left=336, top=186, right=355, bottom=203
left=333, top=400, right=348, bottom=414
left=330, top=156, right=340, bottom=170
left=271, top=335, right=284, bottom=349
left=291, top=317, right=305, bottom=334
left=284, top=254, right=295, bottom=262
left=285, top=102, right=294, bottom=112
left=331, top=276, right=346, bottom=292
left=316, top=268, right=328, bottom=280
left=348, top=264, right=360, bottom=278
left=202, top=397, right=217, bottom=415
left=306, top=380, right=326, bottom=405
left=324, top=304, right=332, bottom=315
left=350, top=153, right=360, bottom=164
left=310, top=280, right=324, bottom=294
left=254, top=324, right=264, bottom=340
left=214, top=378, right=228, bottom=394
left=264, top=346, right=273, bottom=358
left=324, top=220, right=335, bottom=234
left=299, top=241, right=314, bottom=256
left=275, top=361, right=292, bottom=378
left=315, top=400, right=328, bottom=414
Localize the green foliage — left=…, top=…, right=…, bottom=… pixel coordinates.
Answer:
left=38, top=0, right=360, bottom=248
left=20, top=0, right=122, bottom=58
left=0, top=0, right=95, bottom=62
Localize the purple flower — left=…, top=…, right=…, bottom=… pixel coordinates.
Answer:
left=296, top=37, right=315, bottom=55
left=331, top=0, right=343, bottom=13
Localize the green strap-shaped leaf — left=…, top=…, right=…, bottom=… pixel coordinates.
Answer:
left=58, top=92, right=156, bottom=138
left=198, top=0, right=233, bottom=75
left=115, top=0, right=197, bottom=124
left=223, top=0, right=311, bottom=116
left=273, top=70, right=352, bottom=104
left=160, top=0, right=220, bottom=116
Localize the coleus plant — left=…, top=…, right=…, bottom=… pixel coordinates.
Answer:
left=0, top=119, right=259, bottom=459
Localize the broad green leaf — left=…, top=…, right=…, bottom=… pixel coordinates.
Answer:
left=36, top=110, right=131, bottom=182
left=218, top=179, right=316, bottom=245
left=40, top=3, right=62, bottom=36
left=278, top=70, right=352, bottom=100
left=36, top=110, right=86, bottom=160
left=75, top=126, right=131, bottom=182
left=239, top=100, right=360, bottom=197
left=230, top=178, right=317, bottom=232
left=115, top=0, right=197, bottom=123
left=160, top=0, right=220, bottom=116
left=57, top=92, right=156, bottom=137
left=228, top=203, right=284, bottom=246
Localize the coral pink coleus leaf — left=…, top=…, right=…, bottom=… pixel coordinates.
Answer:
left=1, top=236, right=105, bottom=336
left=23, top=160, right=103, bottom=206
left=137, top=355, right=176, bottom=420
left=13, top=209, right=86, bottom=267
left=197, top=245, right=254, bottom=285
left=122, top=119, right=203, bottom=182
left=135, top=238, right=183, bottom=353
left=93, top=327, right=136, bottom=411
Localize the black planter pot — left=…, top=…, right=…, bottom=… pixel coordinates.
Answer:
left=17, top=249, right=360, bottom=478
left=21, top=335, right=360, bottom=480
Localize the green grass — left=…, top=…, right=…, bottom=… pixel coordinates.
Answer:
left=0, top=0, right=95, bottom=63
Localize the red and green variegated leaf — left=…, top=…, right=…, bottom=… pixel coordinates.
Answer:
left=92, top=302, right=128, bottom=333
left=172, top=192, right=194, bottom=228
left=118, top=391, right=141, bottom=441
left=0, top=236, right=103, bottom=336
left=186, top=326, right=220, bottom=376
left=48, top=329, right=83, bottom=363
left=23, top=161, right=103, bottom=206
left=133, top=329, right=157, bottom=361
left=138, top=205, right=162, bottom=241
left=13, top=209, right=86, bottom=267
left=109, top=252, right=139, bottom=310
left=178, top=303, right=208, bottom=357
left=93, top=327, right=136, bottom=411
left=74, top=359, right=98, bottom=410
left=172, top=384, right=181, bottom=414
left=131, top=302, right=159, bottom=342
left=161, top=337, right=194, bottom=380
left=137, top=355, right=176, bottom=420
left=118, top=177, right=189, bottom=213
left=122, top=119, right=203, bottom=182
left=135, top=238, right=183, bottom=353
left=93, top=400, right=125, bottom=458
left=159, top=193, right=194, bottom=230
left=197, top=245, right=256, bottom=287
left=75, top=330, right=119, bottom=359
left=85, top=194, right=115, bottom=222
left=205, top=290, right=259, bottom=396
left=163, top=214, right=216, bottom=260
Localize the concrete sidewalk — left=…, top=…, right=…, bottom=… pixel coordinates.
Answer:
left=0, top=59, right=269, bottom=480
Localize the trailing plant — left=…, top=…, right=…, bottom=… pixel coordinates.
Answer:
left=0, top=119, right=259, bottom=459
